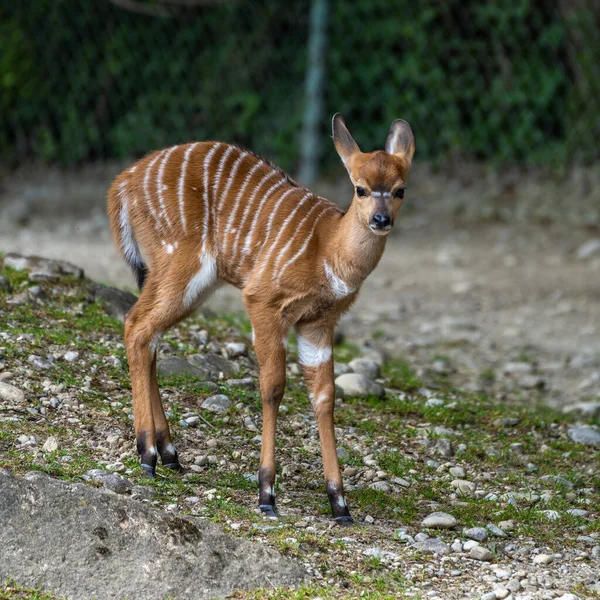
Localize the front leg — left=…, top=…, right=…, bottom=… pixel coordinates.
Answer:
left=246, top=303, right=287, bottom=518
left=296, top=322, right=353, bottom=525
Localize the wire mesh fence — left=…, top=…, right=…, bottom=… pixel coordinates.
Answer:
left=2, top=0, right=599, bottom=178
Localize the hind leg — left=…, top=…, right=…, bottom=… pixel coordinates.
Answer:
left=125, top=253, right=219, bottom=476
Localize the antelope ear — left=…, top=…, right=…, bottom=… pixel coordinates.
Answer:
left=332, top=113, right=361, bottom=169
left=385, top=119, right=415, bottom=165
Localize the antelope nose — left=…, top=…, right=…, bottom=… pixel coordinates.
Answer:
left=371, top=213, right=391, bottom=228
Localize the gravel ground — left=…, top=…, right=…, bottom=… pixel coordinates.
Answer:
left=0, top=256, right=599, bottom=599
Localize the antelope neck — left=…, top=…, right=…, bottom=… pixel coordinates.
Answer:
left=325, top=202, right=387, bottom=291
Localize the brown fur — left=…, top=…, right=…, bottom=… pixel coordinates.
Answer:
left=107, top=115, right=415, bottom=521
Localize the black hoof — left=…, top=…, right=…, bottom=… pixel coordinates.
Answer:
left=259, top=505, right=278, bottom=519
left=334, top=516, right=355, bottom=527
left=141, top=463, right=156, bottom=478
left=163, top=462, right=183, bottom=473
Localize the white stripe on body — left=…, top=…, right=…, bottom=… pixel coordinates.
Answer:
left=323, top=260, right=355, bottom=298
left=231, top=169, right=280, bottom=259
left=144, top=152, right=166, bottom=232
left=222, top=160, right=264, bottom=255
left=156, top=146, right=177, bottom=230
left=177, top=142, right=199, bottom=234
left=202, top=144, right=221, bottom=253
left=297, top=335, right=332, bottom=367
left=251, top=191, right=312, bottom=286
left=271, top=200, right=324, bottom=280
left=183, top=254, right=218, bottom=309
left=241, top=178, right=287, bottom=257
left=211, top=146, right=237, bottom=248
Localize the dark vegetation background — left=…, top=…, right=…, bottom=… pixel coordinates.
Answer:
left=2, top=0, right=599, bottom=173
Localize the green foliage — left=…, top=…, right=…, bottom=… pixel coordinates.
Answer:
left=1, top=0, right=598, bottom=167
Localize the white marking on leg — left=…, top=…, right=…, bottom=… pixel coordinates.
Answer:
left=156, top=145, right=177, bottom=230
left=323, top=260, right=355, bottom=298
left=276, top=206, right=336, bottom=283
left=183, top=254, right=218, bottom=309
left=222, top=160, right=263, bottom=254
left=311, top=391, right=328, bottom=410
left=241, top=178, right=287, bottom=255
left=178, top=142, right=199, bottom=234
left=150, top=333, right=163, bottom=355
left=143, top=152, right=165, bottom=232
left=202, top=144, right=221, bottom=253
left=252, top=191, right=312, bottom=284
left=337, top=496, right=347, bottom=508
left=148, top=446, right=157, bottom=456
left=231, top=170, right=280, bottom=258
left=166, top=443, right=177, bottom=455
left=297, top=336, right=332, bottom=368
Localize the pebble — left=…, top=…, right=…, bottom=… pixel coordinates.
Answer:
left=451, top=479, right=476, bottom=496
left=413, top=538, right=450, bottom=555
left=449, top=466, right=465, bottom=478
left=567, top=424, right=600, bottom=447
left=336, top=447, right=350, bottom=461
left=244, top=416, right=258, bottom=431
left=414, top=533, right=429, bottom=542
left=533, top=553, right=553, bottom=565
left=42, top=436, right=59, bottom=453
left=201, top=394, right=231, bottom=413
left=435, top=438, right=454, bottom=457
left=464, top=527, right=488, bottom=542
left=494, top=588, right=510, bottom=599
left=421, top=512, right=457, bottom=529
left=425, top=397, right=445, bottom=408
left=348, top=358, right=380, bottom=380
left=481, top=592, right=496, bottom=600
left=566, top=508, right=589, bottom=518
left=82, top=469, right=133, bottom=494
left=27, top=355, right=53, bottom=370
left=469, top=545, right=493, bottom=561
left=369, top=481, right=391, bottom=493
left=223, top=378, right=255, bottom=389
left=497, top=520, right=515, bottom=532
left=334, top=373, right=384, bottom=398
left=576, top=238, right=600, bottom=260
left=63, top=351, right=80, bottom=362
left=486, top=523, right=507, bottom=537
left=0, top=382, right=25, bottom=403
left=563, top=402, right=600, bottom=418
left=557, top=595, right=581, bottom=600
left=225, top=342, right=247, bottom=358
left=463, top=540, right=479, bottom=551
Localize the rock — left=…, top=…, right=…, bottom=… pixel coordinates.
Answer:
left=29, top=271, right=58, bottom=282
left=157, top=356, right=209, bottom=379
left=566, top=508, right=589, bottom=518
left=493, top=417, right=521, bottom=428
left=576, top=238, right=600, bottom=260
left=334, top=373, right=384, bottom=398
left=425, top=397, right=445, bottom=408
left=201, top=394, right=231, bottom=414
left=193, top=381, right=220, bottom=393
left=435, top=438, right=454, bottom=457
left=42, top=436, right=59, bottom=453
left=497, top=520, right=515, bottom=532
left=413, top=538, right=450, bottom=555
left=557, top=595, right=580, bottom=600
left=334, top=362, right=352, bottom=376
left=224, top=342, right=247, bottom=358
left=369, top=481, right=391, bottom=493
left=0, top=276, right=11, bottom=292
left=343, top=467, right=358, bottom=477
left=567, top=425, right=600, bottom=447
left=189, top=353, right=239, bottom=378
left=348, top=358, right=380, bottom=380
left=463, top=527, right=488, bottom=542
left=244, top=416, right=258, bottom=431
left=533, top=553, right=553, bottom=565
left=224, top=377, right=255, bottom=389
left=0, top=382, right=25, bottom=403
left=81, top=469, right=133, bottom=495
left=481, top=593, right=496, bottom=600
left=503, top=362, right=533, bottom=375
left=362, top=547, right=399, bottom=560
left=336, top=447, right=350, bottom=462
left=518, top=375, right=546, bottom=389
left=564, top=401, right=600, bottom=418
left=28, top=355, right=53, bottom=370
left=92, top=284, right=137, bottom=322
left=0, top=471, right=307, bottom=599
left=486, top=524, right=507, bottom=537
left=469, top=545, right=493, bottom=561
left=451, top=479, right=476, bottom=496
left=63, top=350, right=80, bottom=362
left=3, top=253, right=84, bottom=278
left=421, top=512, right=457, bottom=529
left=449, top=466, right=465, bottom=478
left=463, top=540, right=479, bottom=551
left=540, top=474, right=573, bottom=489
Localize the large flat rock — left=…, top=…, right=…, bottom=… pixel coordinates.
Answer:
left=0, top=470, right=308, bottom=600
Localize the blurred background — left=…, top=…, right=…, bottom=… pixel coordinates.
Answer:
left=1, top=0, right=599, bottom=407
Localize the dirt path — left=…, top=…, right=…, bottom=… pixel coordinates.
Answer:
left=1, top=214, right=599, bottom=410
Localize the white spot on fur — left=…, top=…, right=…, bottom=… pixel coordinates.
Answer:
left=183, top=254, right=218, bottom=309
left=148, top=446, right=157, bottom=456
left=128, top=165, right=137, bottom=173
left=297, top=336, right=331, bottom=368
left=165, top=244, right=174, bottom=254
left=324, top=261, right=355, bottom=298
left=150, top=333, right=162, bottom=355
left=337, top=496, right=347, bottom=508
left=166, top=443, right=176, bottom=455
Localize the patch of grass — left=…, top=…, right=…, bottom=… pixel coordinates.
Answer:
left=381, top=360, right=422, bottom=391
left=0, top=582, right=65, bottom=600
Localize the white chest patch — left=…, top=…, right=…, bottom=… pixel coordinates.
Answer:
left=183, top=254, right=218, bottom=309
left=323, top=261, right=355, bottom=299
left=297, top=336, right=332, bottom=368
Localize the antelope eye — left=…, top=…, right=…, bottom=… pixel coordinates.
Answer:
left=356, top=187, right=367, bottom=197
left=395, top=188, right=405, bottom=199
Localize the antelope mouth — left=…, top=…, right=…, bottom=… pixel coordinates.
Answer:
left=369, top=224, right=392, bottom=236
